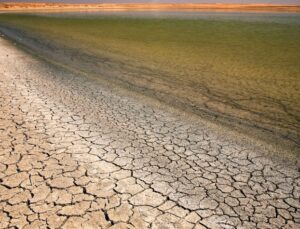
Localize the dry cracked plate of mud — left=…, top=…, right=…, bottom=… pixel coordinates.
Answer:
left=0, top=20, right=299, bottom=229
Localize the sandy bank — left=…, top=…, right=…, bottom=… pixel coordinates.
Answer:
left=1, top=3, right=300, bottom=13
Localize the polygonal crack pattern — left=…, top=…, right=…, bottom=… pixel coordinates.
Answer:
left=0, top=38, right=299, bottom=229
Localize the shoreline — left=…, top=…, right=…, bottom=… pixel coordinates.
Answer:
left=1, top=3, right=300, bottom=13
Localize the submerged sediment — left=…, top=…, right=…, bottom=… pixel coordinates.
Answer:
left=0, top=20, right=299, bottom=152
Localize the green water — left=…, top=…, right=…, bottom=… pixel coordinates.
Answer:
left=0, top=12, right=299, bottom=148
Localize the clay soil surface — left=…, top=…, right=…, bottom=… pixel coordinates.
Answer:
left=0, top=35, right=299, bottom=228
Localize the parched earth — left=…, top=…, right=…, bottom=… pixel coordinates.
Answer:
left=0, top=37, right=299, bottom=229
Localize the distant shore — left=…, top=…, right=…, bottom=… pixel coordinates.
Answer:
left=1, top=3, right=300, bottom=13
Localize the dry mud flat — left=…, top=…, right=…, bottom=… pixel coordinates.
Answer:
left=0, top=37, right=299, bottom=228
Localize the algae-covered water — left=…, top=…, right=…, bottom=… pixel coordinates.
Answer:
left=0, top=11, right=299, bottom=149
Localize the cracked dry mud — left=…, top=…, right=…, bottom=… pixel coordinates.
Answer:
left=0, top=37, right=299, bottom=229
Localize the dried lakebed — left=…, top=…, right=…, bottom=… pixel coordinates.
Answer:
left=0, top=37, right=299, bottom=228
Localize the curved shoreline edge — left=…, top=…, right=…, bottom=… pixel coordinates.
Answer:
left=0, top=24, right=299, bottom=159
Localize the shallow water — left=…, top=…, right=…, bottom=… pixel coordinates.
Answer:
left=35, top=10, right=300, bottom=24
